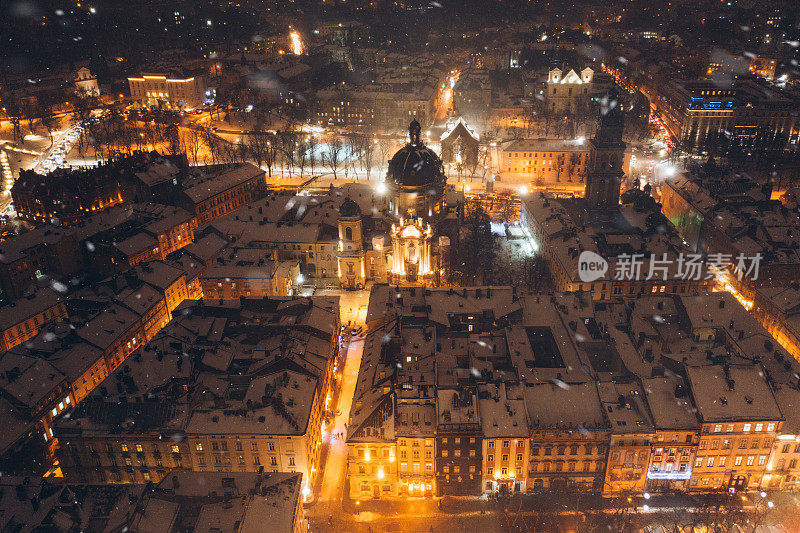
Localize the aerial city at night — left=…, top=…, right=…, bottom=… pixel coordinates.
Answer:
left=3, top=0, right=800, bottom=531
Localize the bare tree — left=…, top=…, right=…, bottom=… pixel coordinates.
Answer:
left=343, top=133, right=361, bottom=180
left=86, top=120, right=107, bottom=162
left=21, top=98, right=40, bottom=135
left=322, top=137, right=345, bottom=180
left=40, top=112, right=57, bottom=149
left=378, top=138, right=394, bottom=171
left=265, top=134, right=278, bottom=177
left=200, top=126, right=222, bottom=165
left=360, top=134, right=377, bottom=181
left=307, top=134, right=318, bottom=176
left=246, top=131, right=269, bottom=170
left=253, top=100, right=275, bottom=130
left=278, top=131, right=297, bottom=177
left=296, top=138, right=310, bottom=178
left=236, top=139, right=248, bottom=164
left=182, top=128, right=202, bottom=166
left=2, top=93, right=25, bottom=144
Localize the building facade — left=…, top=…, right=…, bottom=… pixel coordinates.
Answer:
left=435, top=389, right=482, bottom=496
left=127, top=73, right=207, bottom=109
left=546, top=67, right=595, bottom=115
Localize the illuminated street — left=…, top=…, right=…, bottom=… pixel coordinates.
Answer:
left=317, top=333, right=364, bottom=502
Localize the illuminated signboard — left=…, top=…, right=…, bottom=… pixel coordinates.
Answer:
left=646, top=469, right=692, bottom=480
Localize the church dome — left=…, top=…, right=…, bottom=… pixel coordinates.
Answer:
left=339, top=197, right=361, bottom=217
left=387, top=120, right=445, bottom=188
left=388, top=145, right=445, bottom=188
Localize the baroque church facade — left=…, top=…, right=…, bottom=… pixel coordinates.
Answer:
left=335, top=119, right=456, bottom=289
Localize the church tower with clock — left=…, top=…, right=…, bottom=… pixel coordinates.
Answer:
left=585, top=87, right=627, bottom=213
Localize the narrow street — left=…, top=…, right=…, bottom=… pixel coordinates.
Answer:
left=312, top=286, right=371, bottom=505
left=318, top=334, right=364, bottom=502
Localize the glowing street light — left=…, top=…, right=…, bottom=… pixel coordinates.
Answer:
left=375, top=181, right=387, bottom=195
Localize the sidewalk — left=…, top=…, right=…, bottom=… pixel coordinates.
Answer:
left=337, top=490, right=709, bottom=517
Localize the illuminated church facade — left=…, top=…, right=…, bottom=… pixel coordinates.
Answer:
left=335, top=120, right=454, bottom=288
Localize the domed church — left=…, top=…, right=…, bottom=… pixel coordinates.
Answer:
left=385, top=119, right=451, bottom=285
left=332, top=120, right=459, bottom=289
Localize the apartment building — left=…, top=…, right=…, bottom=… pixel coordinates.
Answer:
left=686, top=365, right=783, bottom=491
left=56, top=297, right=339, bottom=488
left=525, top=382, right=610, bottom=492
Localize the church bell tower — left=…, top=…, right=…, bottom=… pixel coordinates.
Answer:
left=585, top=87, right=627, bottom=213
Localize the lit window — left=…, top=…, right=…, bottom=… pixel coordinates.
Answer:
left=743, top=424, right=751, bottom=433
left=121, top=444, right=128, bottom=452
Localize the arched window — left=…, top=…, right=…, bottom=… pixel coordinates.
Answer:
left=345, top=227, right=353, bottom=241
left=408, top=242, right=418, bottom=263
